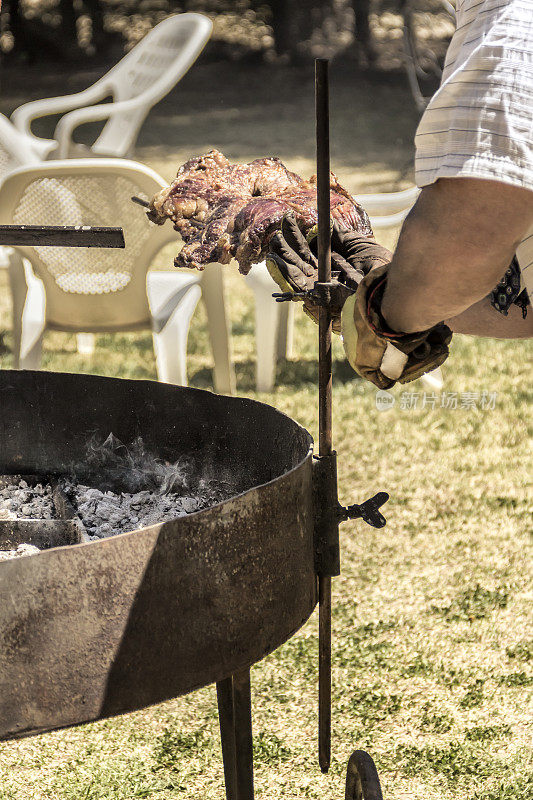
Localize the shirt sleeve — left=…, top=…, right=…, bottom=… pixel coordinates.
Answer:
left=414, top=0, right=533, bottom=193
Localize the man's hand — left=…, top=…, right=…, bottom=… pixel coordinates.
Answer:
left=266, top=214, right=453, bottom=388
left=266, top=214, right=391, bottom=332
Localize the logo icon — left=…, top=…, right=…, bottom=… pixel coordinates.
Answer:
left=375, top=390, right=395, bottom=412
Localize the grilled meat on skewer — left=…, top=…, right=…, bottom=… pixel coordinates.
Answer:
left=148, top=149, right=372, bottom=274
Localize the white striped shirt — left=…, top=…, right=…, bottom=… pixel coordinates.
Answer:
left=414, top=0, right=533, bottom=300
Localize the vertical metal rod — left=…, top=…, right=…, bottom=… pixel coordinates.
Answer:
left=318, top=574, right=332, bottom=773
left=316, top=56, right=333, bottom=775
left=316, top=58, right=333, bottom=455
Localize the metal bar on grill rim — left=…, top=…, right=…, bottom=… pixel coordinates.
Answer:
left=0, top=225, right=125, bottom=248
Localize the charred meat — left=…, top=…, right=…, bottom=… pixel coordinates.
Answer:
left=148, top=150, right=372, bottom=274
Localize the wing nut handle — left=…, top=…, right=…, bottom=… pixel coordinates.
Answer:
left=339, top=492, right=389, bottom=528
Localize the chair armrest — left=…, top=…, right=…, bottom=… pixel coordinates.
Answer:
left=356, top=187, right=420, bottom=216
left=368, top=207, right=412, bottom=231
left=11, top=84, right=108, bottom=138
left=53, top=97, right=144, bottom=158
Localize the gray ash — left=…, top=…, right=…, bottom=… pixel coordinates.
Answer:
left=0, top=480, right=57, bottom=521
left=67, top=484, right=205, bottom=540
left=0, top=436, right=230, bottom=551
left=0, top=543, right=41, bottom=561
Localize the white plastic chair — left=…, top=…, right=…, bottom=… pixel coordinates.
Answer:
left=0, top=114, right=58, bottom=273
left=11, top=14, right=213, bottom=159
left=0, top=112, right=289, bottom=394
left=357, top=186, right=420, bottom=230
left=244, top=263, right=294, bottom=392
left=0, top=113, right=56, bottom=178
left=0, top=159, right=234, bottom=393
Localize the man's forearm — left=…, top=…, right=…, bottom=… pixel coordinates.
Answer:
left=380, top=177, right=533, bottom=334
left=446, top=295, right=533, bottom=338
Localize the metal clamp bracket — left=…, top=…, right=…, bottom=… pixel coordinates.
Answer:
left=273, top=280, right=349, bottom=308
left=313, top=455, right=389, bottom=577
left=313, top=453, right=341, bottom=578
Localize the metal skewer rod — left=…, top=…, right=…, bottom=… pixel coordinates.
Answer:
left=316, top=56, right=333, bottom=775
left=0, top=225, right=125, bottom=249
left=131, top=196, right=150, bottom=208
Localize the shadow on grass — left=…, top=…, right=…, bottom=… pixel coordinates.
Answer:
left=190, top=357, right=360, bottom=393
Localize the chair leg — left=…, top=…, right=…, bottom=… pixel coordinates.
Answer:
left=11, top=260, right=46, bottom=370
left=76, top=333, right=96, bottom=356
left=276, top=300, right=295, bottom=361
left=147, top=272, right=203, bottom=386
left=152, top=284, right=202, bottom=385
left=244, top=262, right=286, bottom=393
left=420, top=366, right=444, bottom=392
left=7, top=249, right=27, bottom=369
left=254, top=293, right=280, bottom=393
left=217, top=671, right=254, bottom=800
left=201, top=264, right=235, bottom=395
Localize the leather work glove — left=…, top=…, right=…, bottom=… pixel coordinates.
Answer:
left=266, top=213, right=452, bottom=389
left=341, top=265, right=452, bottom=389
left=267, top=213, right=391, bottom=332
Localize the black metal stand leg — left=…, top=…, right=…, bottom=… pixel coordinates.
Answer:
left=217, top=677, right=238, bottom=800
left=232, top=669, right=254, bottom=800
left=216, top=670, right=254, bottom=800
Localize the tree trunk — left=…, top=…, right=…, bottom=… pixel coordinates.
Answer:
left=58, top=0, right=77, bottom=43
left=269, top=0, right=326, bottom=63
left=351, top=0, right=377, bottom=63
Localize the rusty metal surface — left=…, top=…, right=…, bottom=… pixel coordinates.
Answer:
left=0, top=370, right=316, bottom=741
left=0, top=518, right=82, bottom=551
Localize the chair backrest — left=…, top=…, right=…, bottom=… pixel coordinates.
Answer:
left=92, top=14, right=212, bottom=154
left=0, top=160, right=177, bottom=331
left=0, top=114, right=41, bottom=186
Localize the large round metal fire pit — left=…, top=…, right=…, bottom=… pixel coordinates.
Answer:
left=0, top=370, right=316, bottom=742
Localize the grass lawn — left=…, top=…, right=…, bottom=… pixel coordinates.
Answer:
left=0, top=263, right=531, bottom=800
left=0, top=60, right=531, bottom=800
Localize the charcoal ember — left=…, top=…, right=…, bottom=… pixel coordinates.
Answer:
left=63, top=433, right=229, bottom=539
left=0, top=480, right=56, bottom=520
left=147, top=149, right=373, bottom=274
left=130, top=491, right=152, bottom=508
left=72, top=484, right=204, bottom=540
left=180, top=497, right=199, bottom=513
